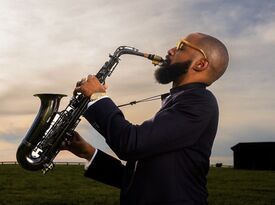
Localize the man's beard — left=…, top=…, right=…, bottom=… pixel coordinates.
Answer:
left=154, top=60, right=192, bottom=84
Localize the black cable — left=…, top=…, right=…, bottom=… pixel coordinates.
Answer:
left=117, top=93, right=169, bottom=108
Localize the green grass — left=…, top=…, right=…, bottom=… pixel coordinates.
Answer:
left=207, top=168, right=275, bottom=205
left=0, top=165, right=119, bottom=205
left=0, top=165, right=275, bottom=205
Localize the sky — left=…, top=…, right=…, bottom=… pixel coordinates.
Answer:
left=0, top=0, right=275, bottom=165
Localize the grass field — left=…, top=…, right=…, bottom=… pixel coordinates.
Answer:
left=0, top=165, right=274, bottom=205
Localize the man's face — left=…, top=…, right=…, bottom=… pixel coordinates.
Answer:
left=154, top=35, right=204, bottom=85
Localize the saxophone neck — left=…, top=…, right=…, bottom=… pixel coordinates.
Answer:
left=114, top=46, right=166, bottom=66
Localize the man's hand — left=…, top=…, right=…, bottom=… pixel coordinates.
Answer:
left=74, top=75, right=107, bottom=97
left=61, top=131, right=95, bottom=161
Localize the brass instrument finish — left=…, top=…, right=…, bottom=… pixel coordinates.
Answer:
left=16, top=46, right=166, bottom=174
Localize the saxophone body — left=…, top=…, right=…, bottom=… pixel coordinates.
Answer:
left=16, top=46, right=166, bottom=174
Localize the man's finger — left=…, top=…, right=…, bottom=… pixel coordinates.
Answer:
left=74, top=86, right=81, bottom=95
left=76, top=77, right=87, bottom=87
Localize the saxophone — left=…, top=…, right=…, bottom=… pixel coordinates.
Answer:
left=16, top=46, right=166, bottom=174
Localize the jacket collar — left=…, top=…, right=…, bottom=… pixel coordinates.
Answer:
left=170, top=82, right=207, bottom=95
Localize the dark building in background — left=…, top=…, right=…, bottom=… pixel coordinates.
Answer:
left=231, top=142, right=275, bottom=170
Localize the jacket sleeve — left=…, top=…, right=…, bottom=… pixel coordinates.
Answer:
left=83, top=91, right=217, bottom=161
left=84, top=149, right=125, bottom=189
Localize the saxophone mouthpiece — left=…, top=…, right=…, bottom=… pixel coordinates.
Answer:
left=144, top=53, right=166, bottom=66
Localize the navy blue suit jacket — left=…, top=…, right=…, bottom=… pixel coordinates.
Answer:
left=83, top=83, right=219, bottom=205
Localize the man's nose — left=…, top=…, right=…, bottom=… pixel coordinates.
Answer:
left=168, top=47, right=177, bottom=56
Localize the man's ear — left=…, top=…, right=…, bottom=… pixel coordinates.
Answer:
left=193, top=58, right=209, bottom=72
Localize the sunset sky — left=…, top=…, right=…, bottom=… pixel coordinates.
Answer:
left=1, top=0, right=275, bottom=165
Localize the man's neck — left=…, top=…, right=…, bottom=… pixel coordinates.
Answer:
left=172, top=78, right=193, bottom=88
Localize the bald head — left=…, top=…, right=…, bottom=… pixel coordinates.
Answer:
left=188, top=33, right=229, bottom=84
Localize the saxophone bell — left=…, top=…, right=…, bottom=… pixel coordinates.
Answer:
left=16, top=93, right=66, bottom=171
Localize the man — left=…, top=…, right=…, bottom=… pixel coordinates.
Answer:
left=64, top=32, right=229, bottom=205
